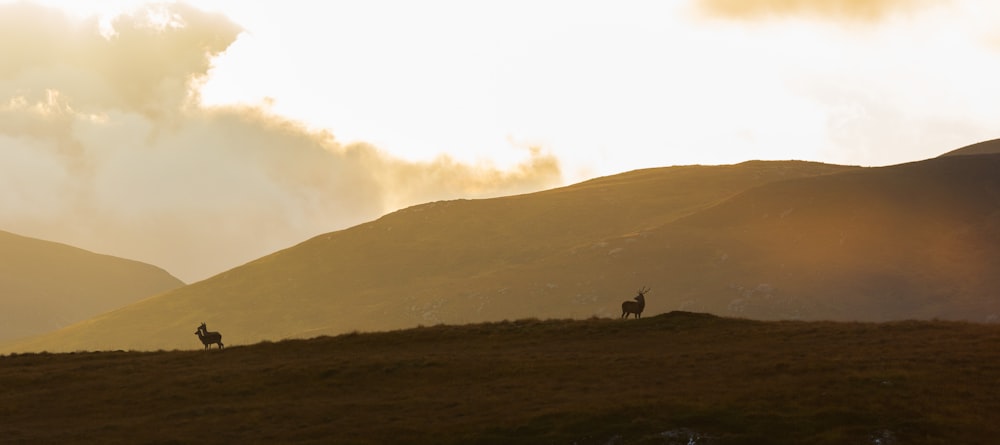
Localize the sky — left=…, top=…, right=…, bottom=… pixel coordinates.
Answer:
left=1, top=0, right=998, bottom=282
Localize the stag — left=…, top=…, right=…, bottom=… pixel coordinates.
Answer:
left=195, top=322, right=224, bottom=350
left=621, top=287, right=649, bottom=319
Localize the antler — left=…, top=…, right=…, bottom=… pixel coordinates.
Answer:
left=638, top=286, right=650, bottom=294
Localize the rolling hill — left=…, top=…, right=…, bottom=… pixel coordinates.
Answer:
left=0, top=230, right=184, bottom=341
left=939, top=137, right=1000, bottom=157
left=622, top=153, right=1000, bottom=320
left=4, top=314, right=1000, bottom=444
left=5, top=161, right=855, bottom=352
left=7, top=147, right=1000, bottom=353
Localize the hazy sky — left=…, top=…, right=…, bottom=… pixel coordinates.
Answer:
left=2, top=0, right=998, bottom=282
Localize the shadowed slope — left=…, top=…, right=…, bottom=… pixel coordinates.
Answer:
left=6, top=161, right=855, bottom=352
left=0, top=231, right=184, bottom=340
left=3, top=314, right=1000, bottom=444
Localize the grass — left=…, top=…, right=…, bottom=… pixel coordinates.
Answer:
left=2, top=312, right=1000, bottom=444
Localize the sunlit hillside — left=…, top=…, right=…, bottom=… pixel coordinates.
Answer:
left=6, top=161, right=856, bottom=352
left=635, top=153, right=1000, bottom=320
left=939, top=137, right=1000, bottom=157
left=0, top=231, right=183, bottom=341
left=8, top=148, right=1000, bottom=353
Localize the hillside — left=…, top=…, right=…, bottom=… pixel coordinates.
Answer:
left=664, top=153, right=1000, bottom=320
left=5, top=161, right=858, bottom=352
left=2, top=314, right=1000, bottom=444
left=0, top=230, right=184, bottom=341
left=938, top=137, right=1000, bottom=157
left=11, top=152, right=1000, bottom=353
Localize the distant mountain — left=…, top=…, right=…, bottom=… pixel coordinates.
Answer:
left=0, top=230, right=184, bottom=341
left=8, top=151, right=1000, bottom=353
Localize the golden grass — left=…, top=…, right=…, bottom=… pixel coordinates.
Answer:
left=2, top=312, right=999, bottom=444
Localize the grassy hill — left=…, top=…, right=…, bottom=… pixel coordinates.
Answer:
left=5, top=161, right=858, bottom=352
left=0, top=230, right=183, bottom=341
left=9, top=151, right=1000, bottom=353
left=603, top=153, right=1000, bottom=321
left=2, top=313, right=999, bottom=444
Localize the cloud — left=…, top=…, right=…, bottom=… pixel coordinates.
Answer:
left=0, top=2, right=562, bottom=282
left=1, top=2, right=239, bottom=118
left=814, top=83, right=998, bottom=166
left=694, top=0, right=948, bottom=22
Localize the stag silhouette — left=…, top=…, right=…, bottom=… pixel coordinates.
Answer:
left=621, top=287, right=649, bottom=319
left=195, top=322, right=224, bottom=350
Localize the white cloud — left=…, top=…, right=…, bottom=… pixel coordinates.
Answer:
left=0, top=2, right=562, bottom=282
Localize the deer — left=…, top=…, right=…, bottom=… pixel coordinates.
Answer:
left=195, top=322, right=224, bottom=350
left=621, top=287, right=649, bottom=319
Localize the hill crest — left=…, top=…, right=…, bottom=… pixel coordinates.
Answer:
left=938, top=138, right=1000, bottom=157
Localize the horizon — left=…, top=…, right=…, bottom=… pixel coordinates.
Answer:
left=2, top=0, right=999, bottom=281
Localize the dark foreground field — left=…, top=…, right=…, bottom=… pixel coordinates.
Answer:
left=2, top=312, right=1000, bottom=444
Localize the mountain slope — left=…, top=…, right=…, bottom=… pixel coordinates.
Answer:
left=0, top=230, right=184, bottom=341
left=939, top=137, right=1000, bottom=157
left=6, top=161, right=856, bottom=352
left=11, top=152, right=1000, bottom=353
left=575, top=153, right=1000, bottom=321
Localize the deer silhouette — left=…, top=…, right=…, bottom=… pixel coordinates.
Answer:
left=621, top=287, right=649, bottom=319
left=195, top=322, right=224, bottom=350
